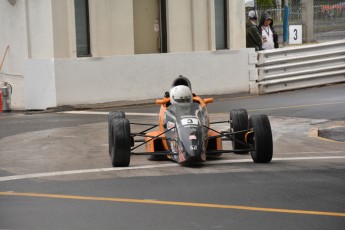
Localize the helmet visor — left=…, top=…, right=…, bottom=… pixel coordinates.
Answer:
left=174, top=96, right=192, bottom=103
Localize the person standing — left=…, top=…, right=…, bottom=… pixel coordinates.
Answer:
left=246, top=10, right=263, bottom=51
left=258, top=12, right=279, bottom=50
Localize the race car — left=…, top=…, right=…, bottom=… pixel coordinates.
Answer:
left=108, top=76, right=273, bottom=167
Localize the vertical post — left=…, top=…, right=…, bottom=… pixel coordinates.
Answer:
left=227, top=0, right=246, bottom=49
left=276, top=0, right=282, bottom=23
left=283, top=1, right=289, bottom=47
left=208, top=0, right=216, bottom=51
left=301, top=0, right=314, bottom=43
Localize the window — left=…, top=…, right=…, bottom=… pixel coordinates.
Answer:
left=159, top=0, right=168, bottom=53
left=74, top=0, right=91, bottom=56
left=214, top=0, right=228, bottom=49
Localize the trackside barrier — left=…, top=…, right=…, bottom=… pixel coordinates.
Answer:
left=250, top=40, right=345, bottom=94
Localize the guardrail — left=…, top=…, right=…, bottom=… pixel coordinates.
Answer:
left=250, top=40, right=345, bottom=94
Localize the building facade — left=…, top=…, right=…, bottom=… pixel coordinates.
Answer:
left=0, top=0, right=254, bottom=110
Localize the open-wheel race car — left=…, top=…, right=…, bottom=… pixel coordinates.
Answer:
left=108, top=76, right=273, bottom=167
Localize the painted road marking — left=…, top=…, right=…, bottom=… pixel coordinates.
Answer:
left=275, top=150, right=345, bottom=155
left=0, top=191, right=344, bottom=217
left=60, top=111, right=158, bottom=116
left=247, top=101, right=345, bottom=113
left=0, top=155, right=344, bottom=182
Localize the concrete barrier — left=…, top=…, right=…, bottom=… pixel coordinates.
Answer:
left=24, top=49, right=255, bottom=110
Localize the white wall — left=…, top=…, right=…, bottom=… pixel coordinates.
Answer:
left=191, top=0, right=210, bottom=51
left=24, top=49, right=254, bottom=109
left=23, top=59, right=57, bottom=110
left=0, top=0, right=28, bottom=109
left=167, top=0, right=194, bottom=52
left=89, top=0, right=134, bottom=56
left=228, top=0, right=246, bottom=49
left=27, top=0, right=55, bottom=58
left=52, top=0, right=74, bottom=58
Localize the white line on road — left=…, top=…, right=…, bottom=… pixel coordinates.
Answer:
left=60, top=111, right=158, bottom=116
left=0, top=156, right=344, bottom=182
left=275, top=150, right=345, bottom=155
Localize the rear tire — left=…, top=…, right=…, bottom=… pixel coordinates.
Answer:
left=230, top=109, right=249, bottom=154
left=110, top=118, right=131, bottom=167
left=108, top=111, right=125, bottom=155
left=248, top=114, right=273, bottom=163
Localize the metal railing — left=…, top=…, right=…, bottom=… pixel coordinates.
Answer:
left=250, top=40, right=345, bottom=94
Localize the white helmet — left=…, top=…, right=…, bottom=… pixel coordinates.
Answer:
left=170, top=85, right=193, bottom=104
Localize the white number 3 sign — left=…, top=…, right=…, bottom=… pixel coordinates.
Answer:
left=289, top=25, right=302, bottom=45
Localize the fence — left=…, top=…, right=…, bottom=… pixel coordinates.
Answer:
left=248, top=0, right=345, bottom=44
left=313, top=0, right=345, bottom=42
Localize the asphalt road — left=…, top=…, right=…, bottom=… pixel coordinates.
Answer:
left=0, top=84, right=344, bottom=230
left=120, top=83, right=345, bottom=120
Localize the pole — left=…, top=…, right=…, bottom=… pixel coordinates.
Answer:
left=283, top=1, right=289, bottom=47
left=301, top=0, right=314, bottom=43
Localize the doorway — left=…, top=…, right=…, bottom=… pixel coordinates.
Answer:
left=133, top=0, right=167, bottom=54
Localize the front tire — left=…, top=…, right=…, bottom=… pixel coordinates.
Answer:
left=230, top=109, right=249, bottom=154
left=248, top=114, right=273, bottom=163
left=108, top=111, right=125, bottom=155
left=110, top=118, right=131, bottom=167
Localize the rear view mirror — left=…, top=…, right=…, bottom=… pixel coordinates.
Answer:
left=156, top=98, right=170, bottom=105
left=156, top=99, right=165, bottom=105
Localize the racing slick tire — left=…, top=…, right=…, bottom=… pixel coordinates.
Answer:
left=230, top=109, right=249, bottom=154
left=248, top=114, right=273, bottom=163
left=108, top=111, right=125, bottom=155
left=110, top=118, right=131, bottom=167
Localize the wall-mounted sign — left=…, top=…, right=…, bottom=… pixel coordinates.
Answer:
left=154, top=20, right=160, bottom=32
left=289, top=25, right=302, bottom=45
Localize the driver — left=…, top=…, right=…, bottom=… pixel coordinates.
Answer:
left=169, top=85, right=193, bottom=104
left=163, top=85, right=193, bottom=131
